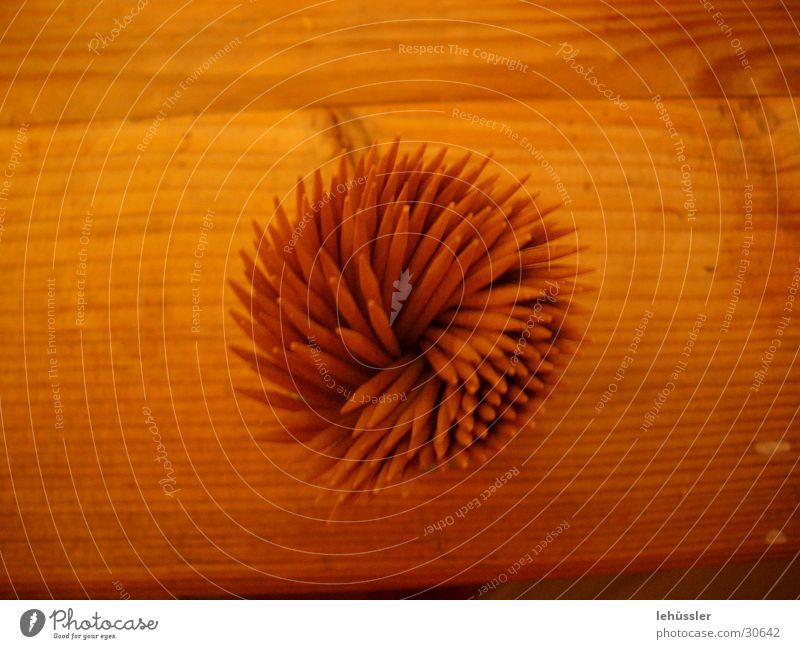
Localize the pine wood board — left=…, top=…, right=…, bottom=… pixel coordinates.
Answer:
left=0, top=0, right=798, bottom=598
left=1, top=0, right=799, bottom=128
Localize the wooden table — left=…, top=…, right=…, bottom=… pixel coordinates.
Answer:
left=0, top=0, right=798, bottom=598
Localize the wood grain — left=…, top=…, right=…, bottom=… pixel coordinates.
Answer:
left=0, top=0, right=798, bottom=598
left=1, top=0, right=799, bottom=127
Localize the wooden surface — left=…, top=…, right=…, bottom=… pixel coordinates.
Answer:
left=0, top=0, right=799, bottom=598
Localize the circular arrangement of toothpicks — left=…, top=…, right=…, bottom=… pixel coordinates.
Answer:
left=232, top=140, right=582, bottom=495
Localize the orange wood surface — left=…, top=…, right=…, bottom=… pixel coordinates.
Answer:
left=0, top=0, right=798, bottom=597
